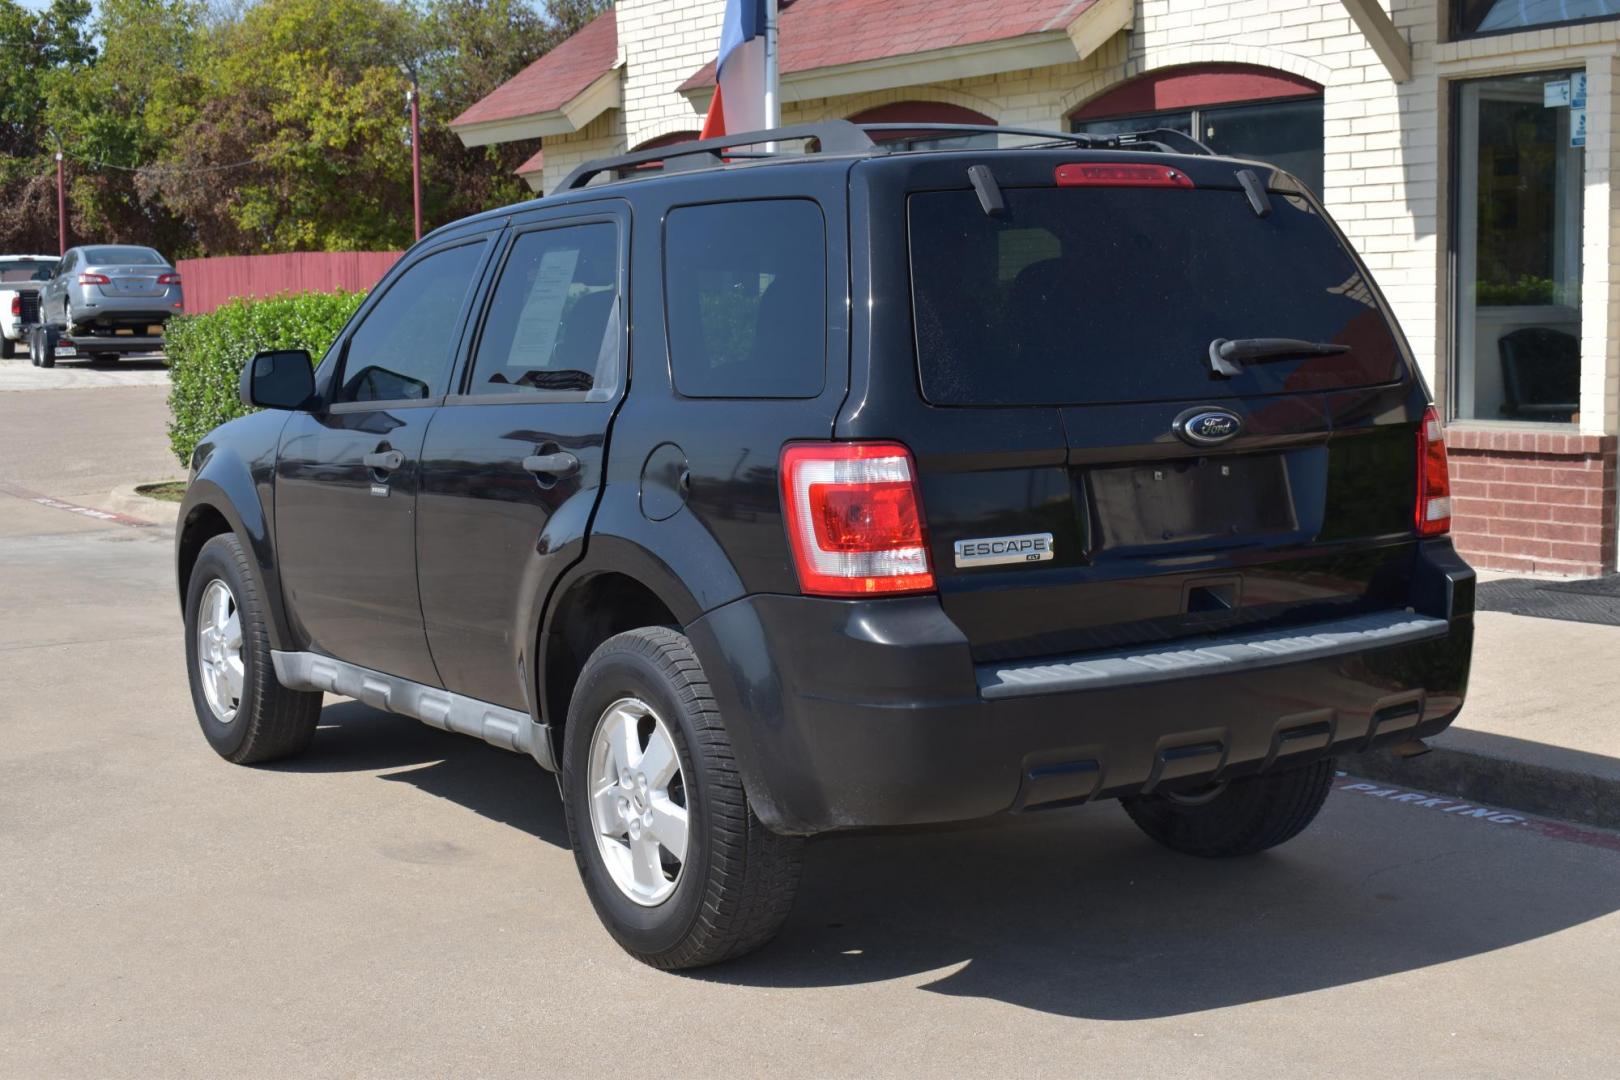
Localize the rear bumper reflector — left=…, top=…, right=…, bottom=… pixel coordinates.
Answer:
left=977, top=610, right=1450, bottom=699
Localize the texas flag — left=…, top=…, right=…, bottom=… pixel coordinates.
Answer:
left=699, top=0, right=770, bottom=139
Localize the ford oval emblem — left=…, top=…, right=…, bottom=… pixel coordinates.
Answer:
left=1174, top=407, right=1244, bottom=447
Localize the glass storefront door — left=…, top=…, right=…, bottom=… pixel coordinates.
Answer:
left=1453, top=72, right=1585, bottom=423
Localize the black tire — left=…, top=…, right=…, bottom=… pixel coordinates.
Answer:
left=38, top=327, right=55, bottom=368
left=1, top=336, right=15, bottom=359
left=562, top=627, right=803, bottom=970
left=1122, top=758, right=1335, bottom=858
left=183, top=532, right=321, bottom=764
left=28, top=329, right=41, bottom=366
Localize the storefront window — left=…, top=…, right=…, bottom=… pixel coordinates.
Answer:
left=1074, top=98, right=1324, bottom=195
left=1455, top=0, right=1620, bottom=38
left=1453, top=72, right=1584, bottom=424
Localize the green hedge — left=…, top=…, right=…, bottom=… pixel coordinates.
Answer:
left=166, top=290, right=366, bottom=465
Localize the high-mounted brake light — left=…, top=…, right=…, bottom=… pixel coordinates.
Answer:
left=157, top=272, right=181, bottom=285
left=78, top=273, right=111, bottom=286
left=1055, top=163, right=1194, bottom=188
left=780, top=442, right=934, bottom=596
left=1415, top=406, right=1451, bottom=537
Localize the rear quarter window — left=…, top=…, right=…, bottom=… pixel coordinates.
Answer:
left=909, top=186, right=1406, bottom=406
left=663, top=198, right=826, bottom=399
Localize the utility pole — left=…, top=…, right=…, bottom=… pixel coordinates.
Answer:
left=53, top=138, right=66, bottom=255
left=406, top=80, right=422, bottom=242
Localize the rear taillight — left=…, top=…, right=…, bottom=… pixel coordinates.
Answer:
left=780, top=442, right=934, bottom=596
left=9, top=296, right=18, bottom=316
left=1416, top=406, right=1451, bottom=537
left=157, top=272, right=181, bottom=285
left=78, top=273, right=110, bottom=285
left=1055, top=163, right=1194, bottom=188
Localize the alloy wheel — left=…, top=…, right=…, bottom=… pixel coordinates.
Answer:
left=196, top=578, right=245, bottom=723
left=586, top=697, right=689, bottom=906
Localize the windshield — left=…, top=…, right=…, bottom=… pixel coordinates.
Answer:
left=0, top=259, right=55, bottom=283
left=83, top=246, right=166, bottom=266
left=908, top=186, right=1406, bottom=406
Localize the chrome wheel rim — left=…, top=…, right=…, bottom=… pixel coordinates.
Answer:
left=196, top=579, right=245, bottom=723
left=587, top=697, right=688, bottom=906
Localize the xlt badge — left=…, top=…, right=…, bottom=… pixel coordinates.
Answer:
left=953, top=532, right=1055, bottom=569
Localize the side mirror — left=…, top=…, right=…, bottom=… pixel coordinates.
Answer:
left=240, top=349, right=316, bottom=410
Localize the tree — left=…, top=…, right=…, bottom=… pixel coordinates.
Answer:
left=0, top=0, right=614, bottom=256
left=0, top=0, right=95, bottom=252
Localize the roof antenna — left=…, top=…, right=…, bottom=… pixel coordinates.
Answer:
left=967, top=164, right=1005, bottom=217
left=1236, top=169, right=1272, bottom=218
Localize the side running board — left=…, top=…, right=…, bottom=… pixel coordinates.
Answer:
left=977, top=611, right=1450, bottom=700
left=271, top=651, right=555, bottom=771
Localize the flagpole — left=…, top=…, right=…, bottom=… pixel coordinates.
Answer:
left=763, top=0, right=779, bottom=150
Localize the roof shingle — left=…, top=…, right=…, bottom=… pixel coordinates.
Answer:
left=678, top=0, right=1096, bottom=92
left=453, top=9, right=618, bottom=129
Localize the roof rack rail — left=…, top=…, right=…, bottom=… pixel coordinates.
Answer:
left=555, top=120, right=875, bottom=191
left=857, top=123, right=1213, bottom=156
left=553, top=120, right=1216, bottom=193
left=1108, top=128, right=1215, bottom=156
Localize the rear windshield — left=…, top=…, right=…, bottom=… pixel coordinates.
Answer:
left=0, top=259, right=53, bottom=283
left=83, top=246, right=166, bottom=266
left=909, top=186, right=1405, bottom=406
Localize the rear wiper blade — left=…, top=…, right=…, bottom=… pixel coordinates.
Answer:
left=1208, top=337, right=1350, bottom=377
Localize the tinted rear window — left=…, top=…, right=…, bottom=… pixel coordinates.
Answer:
left=84, top=246, right=166, bottom=266
left=909, top=186, right=1405, bottom=406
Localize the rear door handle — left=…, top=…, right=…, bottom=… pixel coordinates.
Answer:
left=522, top=451, right=579, bottom=477
left=363, top=450, right=405, bottom=472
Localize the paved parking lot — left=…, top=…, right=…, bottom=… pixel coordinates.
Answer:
left=0, top=354, right=170, bottom=393
left=3, top=383, right=1620, bottom=1078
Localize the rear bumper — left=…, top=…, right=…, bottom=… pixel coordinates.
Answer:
left=686, top=541, right=1474, bottom=836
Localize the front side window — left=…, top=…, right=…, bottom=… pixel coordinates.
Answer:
left=664, top=199, right=827, bottom=399
left=468, top=223, right=619, bottom=398
left=337, top=241, right=484, bottom=404
left=1452, top=72, right=1584, bottom=423
left=1455, top=0, right=1620, bottom=37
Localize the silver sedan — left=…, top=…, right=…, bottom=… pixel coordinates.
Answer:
left=40, top=245, right=184, bottom=335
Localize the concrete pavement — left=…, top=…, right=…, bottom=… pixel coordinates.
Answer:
left=4, top=379, right=1620, bottom=1077
left=0, top=354, right=170, bottom=393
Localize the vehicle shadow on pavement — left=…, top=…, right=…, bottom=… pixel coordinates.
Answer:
left=277, top=699, right=569, bottom=848
left=705, top=800, right=1620, bottom=1019
left=273, top=704, right=1620, bottom=1019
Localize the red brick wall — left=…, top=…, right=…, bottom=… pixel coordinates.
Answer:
left=1446, top=427, right=1618, bottom=578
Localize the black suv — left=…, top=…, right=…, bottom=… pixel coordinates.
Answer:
left=176, top=122, right=1474, bottom=970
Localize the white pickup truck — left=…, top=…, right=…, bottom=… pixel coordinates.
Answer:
left=1, top=255, right=58, bottom=359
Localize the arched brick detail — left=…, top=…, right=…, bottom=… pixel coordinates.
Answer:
left=1058, top=46, right=1334, bottom=119
left=633, top=129, right=700, bottom=151
left=1070, top=64, right=1321, bottom=121
left=628, top=113, right=704, bottom=149
left=791, top=84, right=1004, bottom=125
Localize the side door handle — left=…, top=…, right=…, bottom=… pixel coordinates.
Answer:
left=363, top=449, right=405, bottom=472
left=522, top=451, right=579, bottom=478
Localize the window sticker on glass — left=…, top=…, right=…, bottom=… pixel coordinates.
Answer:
left=1572, top=72, right=1588, bottom=109
left=1572, top=107, right=1587, bottom=148
left=508, top=247, right=580, bottom=369
left=1544, top=80, right=1571, bottom=108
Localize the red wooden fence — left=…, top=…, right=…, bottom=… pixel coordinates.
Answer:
left=175, top=251, right=402, bottom=315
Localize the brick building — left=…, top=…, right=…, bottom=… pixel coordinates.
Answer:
left=453, top=0, right=1620, bottom=577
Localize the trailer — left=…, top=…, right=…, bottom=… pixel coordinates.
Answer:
left=24, top=322, right=164, bottom=368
